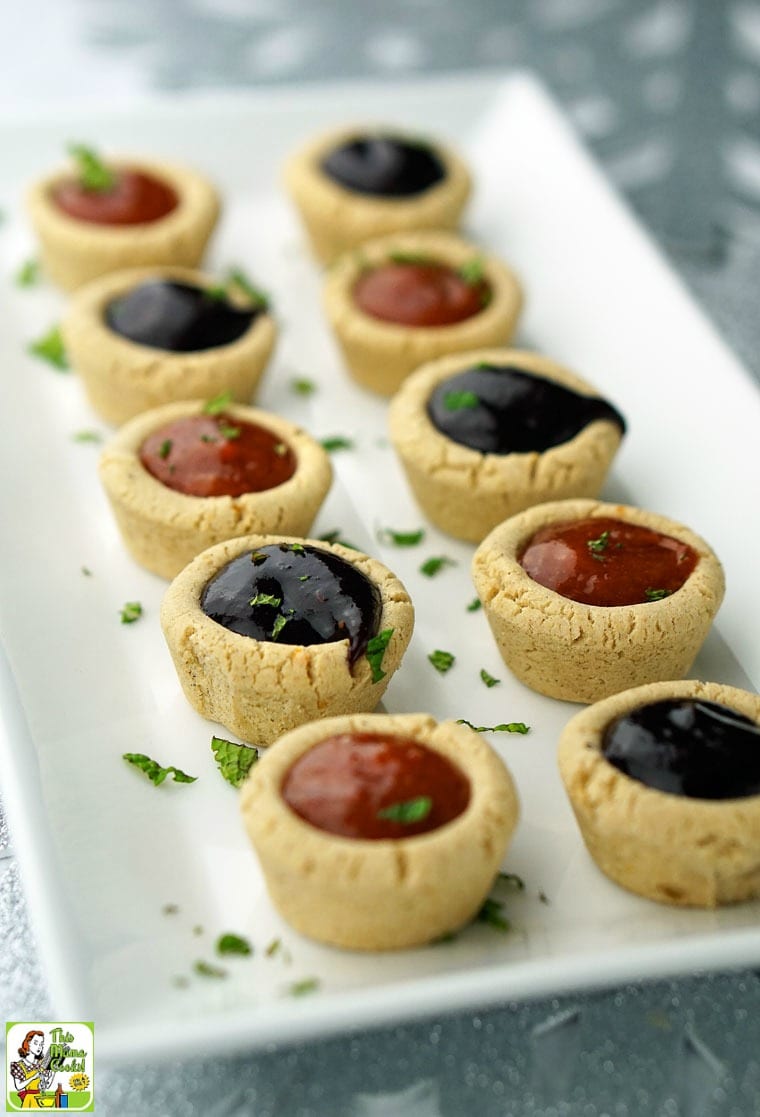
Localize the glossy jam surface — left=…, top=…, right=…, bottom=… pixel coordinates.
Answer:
left=602, top=699, right=760, bottom=799
left=106, top=280, right=258, bottom=352
left=282, top=732, right=471, bottom=839
left=139, top=415, right=296, bottom=498
left=320, top=136, right=445, bottom=197
left=201, top=543, right=382, bottom=666
left=519, top=517, right=698, bottom=607
left=427, top=365, right=626, bottom=455
left=354, top=262, right=488, bottom=327
left=52, top=169, right=178, bottom=225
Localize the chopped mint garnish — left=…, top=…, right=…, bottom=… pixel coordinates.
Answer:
left=457, top=257, right=485, bottom=284
left=419, top=555, right=456, bottom=577
left=226, top=267, right=269, bottom=310
left=457, top=719, right=530, bottom=735
left=120, top=601, right=142, bottom=624
left=443, top=389, right=479, bottom=411
left=645, top=587, right=671, bottom=601
left=480, top=668, right=500, bottom=688
left=467, top=597, right=482, bottom=612
left=318, top=529, right=358, bottom=550
left=291, top=377, right=316, bottom=396
left=15, top=258, right=40, bottom=287
left=216, top=933, right=253, bottom=957
left=203, top=389, right=234, bottom=415
left=366, top=627, right=394, bottom=683
left=68, top=142, right=116, bottom=192
left=288, top=977, right=320, bottom=997
left=72, top=430, right=103, bottom=444
left=498, top=872, right=525, bottom=891
left=378, top=527, right=425, bottom=547
left=123, top=753, right=197, bottom=786
left=321, top=436, right=354, bottom=452
left=194, top=960, right=227, bottom=979
left=211, top=736, right=259, bottom=788
left=377, top=796, right=432, bottom=823
left=28, top=325, right=68, bottom=370
left=428, top=649, right=455, bottom=674
left=159, top=439, right=172, bottom=459
left=271, top=614, right=290, bottom=640
left=476, top=897, right=510, bottom=932
left=218, top=423, right=241, bottom=440
left=587, top=530, right=611, bottom=556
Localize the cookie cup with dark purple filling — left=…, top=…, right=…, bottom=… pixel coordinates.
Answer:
left=558, top=679, right=760, bottom=907
left=160, top=535, right=414, bottom=745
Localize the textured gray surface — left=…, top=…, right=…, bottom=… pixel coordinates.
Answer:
left=2, top=2, right=760, bottom=1114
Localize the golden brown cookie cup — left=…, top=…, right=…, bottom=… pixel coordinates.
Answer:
left=389, top=349, right=624, bottom=542
left=160, top=536, right=414, bottom=746
left=472, top=499, right=725, bottom=704
left=240, top=711, right=519, bottom=950
left=99, top=401, right=333, bottom=580
left=62, top=266, right=276, bottom=425
left=284, top=126, right=471, bottom=264
left=559, top=680, right=760, bottom=907
left=27, top=158, right=220, bottom=291
left=324, top=232, right=522, bottom=397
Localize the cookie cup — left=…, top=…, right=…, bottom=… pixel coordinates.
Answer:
left=389, top=349, right=624, bottom=542
left=284, top=126, right=471, bottom=264
left=27, top=158, right=220, bottom=291
left=160, top=535, right=414, bottom=745
left=240, top=712, right=519, bottom=949
left=558, top=680, right=760, bottom=907
left=62, top=265, right=276, bottom=424
left=324, top=232, right=522, bottom=396
left=472, top=499, right=725, bottom=704
left=99, top=401, right=333, bottom=579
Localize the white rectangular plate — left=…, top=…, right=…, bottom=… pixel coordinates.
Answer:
left=1, top=72, right=759, bottom=1065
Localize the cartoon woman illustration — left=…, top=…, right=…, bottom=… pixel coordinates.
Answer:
left=9, top=1031, right=53, bottom=1108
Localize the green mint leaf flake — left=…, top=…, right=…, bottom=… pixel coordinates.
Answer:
left=288, top=542, right=305, bottom=553
left=378, top=527, right=425, bottom=547
left=443, top=389, right=480, bottom=411
left=289, top=977, right=320, bottom=997
left=498, top=872, right=525, bottom=891
left=273, top=442, right=288, bottom=456
left=205, top=284, right=227, bottom=301
left=476, top=897, right=511, bottom=933
left=211, top=736, right=259, bottom=788
left=467, top=597, right=482, bottom=612
left=28, top=324, right=68, bottom=370
left=227, top=267, right=269, bottom=310
left=419, top=555, right=456, bottom=577
left=216, top=932, right=253, bottom=957
left=120, top=601, right=143, bottom=624
left=321, top=436, right=354, bottom=452
left=538, top=890, right=550, bottom=905
left=162, top=903, right=180, bottom=915
left=480, top=668, right=500, bottom=688
left=67, top=142, right=116, bottom=192
left=203, top=389, right=234, bottom=415
left=318, top=530, right=358, bottom=550
left=457, top=719, right=530, bottom=735
left=645, top=587, right=671, bottom=601
left=15, top=258, right=40, bottom=287
left=266, top=938, right=281, bottom=957
left=298, top=574, right=309, bottom=582
left=388, top=250, right=431, bottom=265
left=249, top=593, right=281, bottom=608
left=194, top=960, right=227, bottom=979
left=218, top=423, right=241, bottom=440
left=428, top=649, right=455, bottom=674
left=72, top=430, right=102, bottom=444
left=587, top=530, right=611, bottom=555
left=366, top=627, right=394, bottom=683
left=377, top=796, right=432, bottom=823
left=291, top=377, right=316, bottom=396
left=159, top=438, right=172, bottom=460
left=123, top=752, right=197, bottom=786
left=251, top=550, right=268, bottom=565
left=81, top=566, right=93, bottom=577
left=271, top=614, right=289, bottom=640
left=457, top=257, right=485, bottom=284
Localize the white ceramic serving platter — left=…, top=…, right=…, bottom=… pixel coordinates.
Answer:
left=1, top=72, right=759, bottom=1065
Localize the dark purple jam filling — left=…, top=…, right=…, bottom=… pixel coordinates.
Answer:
left=427, top=364, right=626, bottom=455
left=320, top=136, right=445, bottom=197
left=602, top=698, right=760, bottom=800
left=200, top=543, right=382, bottom=668
left=106, top=280, right=260, bottom=352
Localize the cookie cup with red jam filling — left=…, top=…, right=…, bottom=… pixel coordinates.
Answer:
left=558, top=680, right=760, bottom=907
left=62, top=265, right=277, bottom=424
left=99, top=401, right=332, bottom=580
left=240, top=711, right=519, bottom=950
left=27, top=157, right=220, bottom=291
left=389, top=348, right=625, bottom=542
left=284, top=126, right=471, bottom=264
left=160, top=535, right=414, bottom=746
left=324, top=231, right=522, bottom=396
left=472, top=499, right=725, bottom=704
